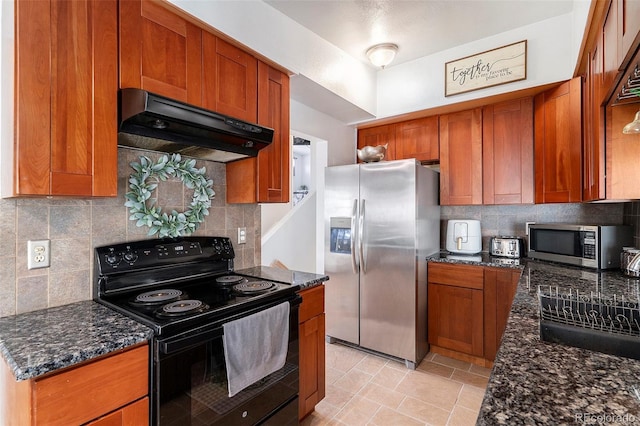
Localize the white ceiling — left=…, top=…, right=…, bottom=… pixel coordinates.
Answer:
left=264, top=0, right=576, bottom=69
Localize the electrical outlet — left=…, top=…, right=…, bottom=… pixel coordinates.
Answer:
left=27, top=240, right=50, bottom=270
left=237, top=227, right=247, bottom=245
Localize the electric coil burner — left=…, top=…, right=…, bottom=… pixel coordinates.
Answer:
left=155, top=299, right=209, bottom=318
left=131, top=289, right=185, bottom=307
left=233, top=281, right=277, bottom=295
left=94, top=236, right=301, bottom=426
left=216, top=275, right=245, bottom=286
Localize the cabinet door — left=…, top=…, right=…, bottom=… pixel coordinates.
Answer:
left=583, top=36, right=606, bottom=201
left=15, top=0, right=117, bottom=196
left=299, top=313, right=326, bottom=420
left=621, top=0, right=640, bottom=58
left=534, top=77, right=583, bottom=203
left=483, top=98, right=534, bottom=204
left=119, top=0, right=202, bottom=106
left=427, top=263, right=484, bottom=357
left=202, top=35, right=258, bottom=122
left=608, top=103, right=640, bottom=199
left=483, top=268, right=520, bottom=362
left=298, top=285, right=326, bottom=421
left=428, top=283, right=484, bottom=357
left=603, top=0, right=622, bottom=92
left=34, top=345, right=148, bottom=425
left=226, top=63, right=290, bottom=203
left=357, top=125, right=396, bottom=162
left=396, top=116, right=439, bottom=162
left=439, top=108, right=483, bottom=205
left=86, top=397, right=149, bottom=426
left=257, top=62, right=290, bottom=203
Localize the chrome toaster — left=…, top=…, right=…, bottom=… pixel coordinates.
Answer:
left=490, top=236, right=525, bottom=258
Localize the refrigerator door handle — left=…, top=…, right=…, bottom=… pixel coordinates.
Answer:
left=350, top=198, right=359, bottom=273
left=359, top=199, right=366, bottom=274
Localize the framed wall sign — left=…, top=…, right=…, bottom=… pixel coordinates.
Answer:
left=445, top=40, right=527, bottom=97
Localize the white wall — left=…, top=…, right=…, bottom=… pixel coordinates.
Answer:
left=261, top=134, right=327, bottom=273
left=261, top=192, right=318, bottom=273
left=291, top=100, right=356, bottom=166
left=0, top=0, right=14, bottom=198
left=168, top=0, right=377, bottom=116
left=375, top=13, right=581, bottom=118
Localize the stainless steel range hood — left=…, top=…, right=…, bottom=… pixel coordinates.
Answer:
left=118, top=88, right=274, bottom=163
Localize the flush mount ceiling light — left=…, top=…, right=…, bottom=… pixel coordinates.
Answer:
left=623, top=109, right=640, bottom=134
left=366, top=43, right=398, bottom=69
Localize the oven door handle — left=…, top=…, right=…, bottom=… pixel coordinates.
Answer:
left=159, top=327, right=223, bottom=355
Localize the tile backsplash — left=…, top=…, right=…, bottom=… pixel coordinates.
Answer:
left=441, top=202, right=627, bottom=251
left=0, top=148, right=260, bottom=317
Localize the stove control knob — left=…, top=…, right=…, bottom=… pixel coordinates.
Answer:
left=123, top=250, right=138, bottom=263
left=105, top=251, right=121, bottom=266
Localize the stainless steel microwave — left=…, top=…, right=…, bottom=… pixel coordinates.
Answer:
left=527, top=223, right=633, bottom=269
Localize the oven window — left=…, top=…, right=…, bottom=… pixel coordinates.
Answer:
left=531, top=229, right=581, bottom=256
left=156, top=327, right=299, bottom=425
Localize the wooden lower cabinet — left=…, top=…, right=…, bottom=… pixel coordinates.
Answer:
left=0, top=344, right=149, bottom=426
left=428, top=262, right=521, bottom=365
left=428, top=263, right=484, bottom=358
left=86, top=397, right=149, bottom=426
left=483, top=268, right=521, bottom=361
left=298, top=285, right=326, bottom=421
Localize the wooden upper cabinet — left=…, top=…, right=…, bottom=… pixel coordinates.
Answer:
left=357, top=125, right=396, bottom=162
left=607, top=103, right=640, bottom=199
left=621, top=0, right=640, bottom=58
left=583, top=36, right=606, bottom=202
left=534, top=77, right=583, bottom=203
left=226, top=63, right=290, bottom=203
left=482, top=98, right=534, bottom=205
left=395, top=116, right=439, bottom=163
left=15, top=0, right=117, bottom=196
left=603, top=0, right=622, bottom=92
left=119, top=0, right=203, bottom=106
left=257, top=62, right=290, bottom=202
left=202, top=35, right=258, bottom=122
left=439, top=108, right=483, bottom=205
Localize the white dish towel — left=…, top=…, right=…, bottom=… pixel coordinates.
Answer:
left=222, top=301, right=290, bottom=397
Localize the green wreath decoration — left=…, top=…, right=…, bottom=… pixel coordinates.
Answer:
left=124, top=154, right=215, bottom=238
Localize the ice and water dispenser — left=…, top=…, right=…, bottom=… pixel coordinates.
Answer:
left=329, top=217, right=352, bottom=254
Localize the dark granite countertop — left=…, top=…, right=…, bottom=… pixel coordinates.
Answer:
left=0, top=300, right=153, bottom=381
left=235, top=266, right=329, bottom=290
left=427, top=250, right=525, bottom=269
left=430, top=254, right=640, bottom=425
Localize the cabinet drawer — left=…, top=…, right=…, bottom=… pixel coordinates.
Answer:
left=34, top=344, right=148, bottom=425
left=299, top=285, right=325, bottom=323
left=428, top=262, right=484, bottom=290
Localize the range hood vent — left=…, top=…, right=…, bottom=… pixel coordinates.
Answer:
left=118, top=88, right=274, bottom=163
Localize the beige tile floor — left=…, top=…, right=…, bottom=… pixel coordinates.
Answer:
left=301, top=342, right=491, bottom=426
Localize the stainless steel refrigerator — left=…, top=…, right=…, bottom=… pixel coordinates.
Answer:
left=324, top=159, right=440, bottom=369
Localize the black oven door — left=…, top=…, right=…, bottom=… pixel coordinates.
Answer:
left=153, top=297, right=300, bottom=425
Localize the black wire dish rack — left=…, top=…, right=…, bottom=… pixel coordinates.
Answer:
left=538, top=285, right=640, bottom=360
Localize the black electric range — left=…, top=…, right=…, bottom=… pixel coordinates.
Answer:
left=94, top=236, right=301, bottom=425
